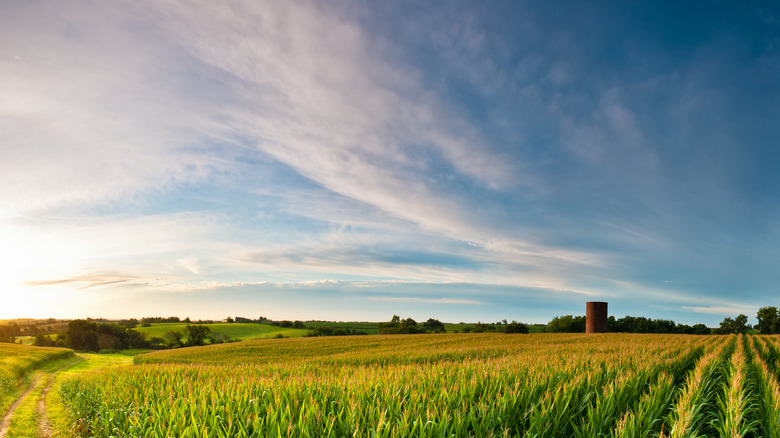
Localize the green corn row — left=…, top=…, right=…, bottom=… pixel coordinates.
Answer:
left=612, top=372, right=676, bottom=438
left=710, top=334, right=759, bottom=438
left=612, top=336, right=726, bottom=438
left=572, top=342, right=706, bottom=438
left=659, top=335, right=733, bottom=438
left=751, top=336, right=780, bottom=438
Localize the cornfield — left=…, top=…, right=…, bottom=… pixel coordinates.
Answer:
left=58, top=333, right=780, bottom=437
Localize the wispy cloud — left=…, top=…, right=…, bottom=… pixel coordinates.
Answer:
left=681, top=306, right=757, bottom=316
left=366, top=296, right=484, bottom=305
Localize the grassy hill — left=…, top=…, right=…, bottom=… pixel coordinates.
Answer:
left=135, top=322, right=308, bottom=341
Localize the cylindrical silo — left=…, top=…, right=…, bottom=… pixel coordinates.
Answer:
left=586, top=301, right=608, bottom=333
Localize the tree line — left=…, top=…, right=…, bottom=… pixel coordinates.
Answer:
left=33, top=320, right=238, bottom=351
left=545, top=315, right=711, bottom=334
left=378, top=316, right=530, bottom=334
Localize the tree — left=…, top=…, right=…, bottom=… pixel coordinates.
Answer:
left=183, top=324, right=212, bottom=346
left=544, top=315, right=586, bottom=333
left=715, top=314, right=751, bottom=335
left=378, top=316, right=423, bottom=334
left=757, top=306, right=779, bottom=334
left=225, top=316, right=234, bottom=324
left=504, top=321, right=529, bottom=334
left=34, top=333, right=55, bottom=347
left=423, top=318, right=446, bottom=333
left=164, top=330, right=183, bottom=348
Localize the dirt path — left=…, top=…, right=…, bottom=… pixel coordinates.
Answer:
left=36, top=373, right=57, bottom=438
left=0, top=374, right=41, bottom=438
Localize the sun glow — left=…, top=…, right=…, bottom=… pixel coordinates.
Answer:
left=0, top=222, right=90, bottom=319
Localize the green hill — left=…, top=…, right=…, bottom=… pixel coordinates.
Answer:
left=135, top=323, right=308, bottom=341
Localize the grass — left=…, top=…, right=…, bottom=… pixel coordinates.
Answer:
left=0, top=344, right=73, bottom=413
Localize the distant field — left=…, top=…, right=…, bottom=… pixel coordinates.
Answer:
left=55, top=333, right=775, bottom=437
left=304, top=321, right=380, bottom=334
left=303, top=321, right=545, bottom=334
left=135, top=322, right=308, bottom=341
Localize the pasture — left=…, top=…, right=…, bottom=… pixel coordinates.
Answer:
left=134, top=322, right=309, bottom=341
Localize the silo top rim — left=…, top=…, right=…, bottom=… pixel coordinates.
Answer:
left=586, top=301, right=608, bottom=304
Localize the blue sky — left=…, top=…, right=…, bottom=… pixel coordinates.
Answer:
left=1, top=1, right=779, bottom=326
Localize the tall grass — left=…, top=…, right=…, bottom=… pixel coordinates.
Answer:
left=0, top=344, right=73, bottom=409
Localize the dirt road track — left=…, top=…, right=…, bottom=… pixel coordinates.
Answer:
left=0, top=374, right=41, bottom=438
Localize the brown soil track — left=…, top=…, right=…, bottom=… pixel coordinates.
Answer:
left=0, top=374, right=41, bottom=438
left=37, top=373, right=57, bottom=438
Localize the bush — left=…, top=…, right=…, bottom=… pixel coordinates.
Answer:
left=504, top=321, right=529, bottom=334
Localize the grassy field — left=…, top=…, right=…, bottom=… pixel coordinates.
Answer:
left=53, top=332, right=780, bottom=437
left=304, top=321, right=546, bottom=334
left=304, top=321, right=380, bottom=334
left=0, top=344, right=73, bottom=413
left=135, top=322, right=309, bottom=340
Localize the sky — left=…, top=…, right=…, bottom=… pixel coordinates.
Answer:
left=1, top=1, right=779, bottom=326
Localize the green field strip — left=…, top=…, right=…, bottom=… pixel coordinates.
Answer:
left=135, top=322, right=309, bottom=341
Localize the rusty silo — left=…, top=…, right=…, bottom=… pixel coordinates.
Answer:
left=586, top=301, right=608, bottom=333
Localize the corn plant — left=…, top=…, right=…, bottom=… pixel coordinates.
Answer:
left=57, top=333, right=726, bottom=437
left=660, top=336, right=732, bottom=438
left=710, top=335, right=759, bottom=437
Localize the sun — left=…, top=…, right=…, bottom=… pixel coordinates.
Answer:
left=0, top=223, right=83, bottom=319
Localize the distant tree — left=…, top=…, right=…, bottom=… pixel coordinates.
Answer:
left=279, top=320, right=293, bottom=328
left=470, top=322, right=496, bottom=333
left=225, top=316, right=234, bottom=324
left=545, top=315, right=586, bottom=333
left=504, top=321, right=529, bottom=334
left=183, top=324, right=213, bottom=346
left=675, top=324, right=695, bottom=335
left=757, top=307, right=779, bottom=334
left=98, top=333, right=116, bottom=350
left=423, top=318, right=446, bottom=333
left=164, top=330, right=183, bottom=348
left=715, top=314, right=751, bottom=335
left=34, top=333, right=56, bottom=347
left=304, top=327, right=367, bottom=337
left=82, top=330, right=100, bottom=352
left=293, top=320, right=306, bottom=329
left=691, top=324, right=711, bottom=335
left=378, top=315, right=423, bottom=334
left=0, top=325, right=16, bottom=343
